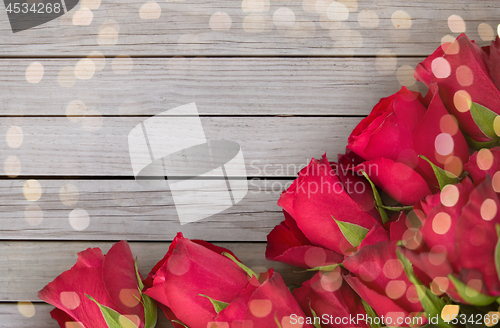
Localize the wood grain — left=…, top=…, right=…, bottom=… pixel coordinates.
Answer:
left=0, top=57, right=424, bottom=116
left=0, top=0, right=497, bottom=56
left=0, top=179, right=290, bottom=241
left=0, top=241, right=312, bottom=301
left=0, top=116, right=359, bottom=177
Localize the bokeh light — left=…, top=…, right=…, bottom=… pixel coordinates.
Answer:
left=72, top=7, right=93, bottom=25
left=431, top=57, right=451, bottom=79
left=480, top=198, right=497, bottom=221
left=456, top=65, right=473, bottom=87
left=139, top=2, right=161, bottom=19
left=66, top=100, right=87, bottom=122
left=447, top=15, right=466, bottom=33
left=25, top=204, right=43, bottom=226
left=17, top=302, right=35, bottom=318
left=68, top=208, right=90, bottom=231
left=478, top=23, right=495, bottom=41
left=209, top=12, right=232, bottom=31
left=357, top=10, right=379, bottom=28
left=477, top=148, right=494, bottom=171
left=23, top=179, right=42, bottom=201
left=4, top=156, right=21, bottom=177
left=440, top=184, right=459, bottom=207
left=74, top=58, right=96, bottom=80
left=59, top=184, right=80, bottom=206
left=432, top=212, right=452, bottom=235
left=391, top=10, right=412, bottom=29
left=25, top=62, right=44, bottom=84
left=6, top=126, right=23, bottom=148
left=326, top=2, right=349, bottom=21
left=273, top=7, right=295, bottom=28
left=441, top=304, right=459, bottom=321
left=453, top=90, right=471, bottom=113
left=249, top=299, right=273, bottom=318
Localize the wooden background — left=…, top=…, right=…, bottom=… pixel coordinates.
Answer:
left=0, top=0, right=498, bottom=326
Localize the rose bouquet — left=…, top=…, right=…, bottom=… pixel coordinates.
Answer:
left=39, top=34, right=500, bottom=328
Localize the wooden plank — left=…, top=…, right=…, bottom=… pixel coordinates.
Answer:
left=0, top=116, right=359, bottom=177
left=0, top=303, right=175, bottom=327
left=0, top=241, right=313, bottom=301
left=0, top=0, right=497, bottom=56
left=0, top=179, right=289, bottom=241
left=1, top=57, right=423, bottom=116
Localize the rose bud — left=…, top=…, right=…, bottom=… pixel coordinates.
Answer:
left=144, top=233, right=313, bottom=328
left=293, top=270, right=370, bottom=328
left=38, top=241, right=157, bottom=328
left=401, top=177, right=500, bottom=305
left=464, top=147, right=500, bottom=185
left=343, top=241, right=424, bottom=323
left=276, top=154, right=382, bottom=256
left=347, top=86, right=469, bottom=205
left=415, top=34, right=500, bottom=144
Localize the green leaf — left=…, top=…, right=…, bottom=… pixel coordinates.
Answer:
left=86, top=295, right=138, bottom=328
left=378, top=204, right=414, bottom=211
left=361, top=300, right=381, bottom=328
left=333, top=218, right=369, bottom=248
left=308, top=300, right=322, bottom=328
left=448, top=275, right=497, bottom=306
left=172, top=320, right=189, bottom=328
left=134, top=259, right=144, bottom=291
left=134, top=259, right=157, bottom=328
left=359, top=170, right=389, bottom=224
left=396, top=250, right=453, bottom=328
left=222, top=252, right=258, bottom=279
left=419, top=155, right=459, bottom=190
left=142, top=294, right=157, bottom=328
left=274, top=312, right=283, bottom=328
left=304, top=264, right=340, bottom=272
left=495, top=224, right=500, bottom=286
left=470, top=102, right=500, bottom=139
left=198, top=294, right=229, bottom=313
left=465, top=135, right=500, bottom=150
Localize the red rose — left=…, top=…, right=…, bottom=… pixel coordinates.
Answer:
left=293, top=271, right=370, bottom=328
left=343, top=241, right=424, bottom=324
left=275, top=154, right=381, bottom=256
left=402, top=177, right=500, bottom=304
left=464, top=147, right=500, bottom=184
left=213, top=270, right=313, bottom=328
left=347, top=86, right=469, bottom=205
left=265, top=210, right=343, bottom=269
left=144, top=233, right=312, bottom=328
left=415, top=34, right=500, bottom=143
left=38, top=241, right=155, bottom=328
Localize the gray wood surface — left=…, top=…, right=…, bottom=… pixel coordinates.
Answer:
left=0, top=116, right=358, bottom=177
left=0, top=241, right=312, bottom=301
left=2, top=0, right=498, bottom=326
left=0, top=179, right=289, bottom=241
left=0, top=0, right=497, bottom=56
left=0, top=57, right=423, bottom=116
